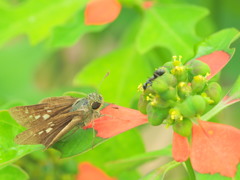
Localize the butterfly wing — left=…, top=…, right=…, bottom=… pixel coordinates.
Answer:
left=14, top=111, right=87, bottom=148
left=9, top=96, right=78, bottom=128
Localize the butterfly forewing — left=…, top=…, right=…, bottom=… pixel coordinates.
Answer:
left=9, top=96, right=78, bottom=128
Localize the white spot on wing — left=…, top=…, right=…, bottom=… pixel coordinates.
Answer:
left=46, top=128, right=53, bottom=133
left=29, top=115, right=33, bottom=118
left=35, top=115, right=40, bottom=119
left=47, top=110, right=52, bottom=113
left=25, top=108, right=29, bottom=114
left=43, top=114, right=50, bottom=120
left=38, top=131, right=44, bottom=135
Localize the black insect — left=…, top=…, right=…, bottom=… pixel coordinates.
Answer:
left=143, top=68, right=165, bottom=90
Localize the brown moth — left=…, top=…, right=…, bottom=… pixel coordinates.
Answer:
left=9, top=93, right=104, bottom=149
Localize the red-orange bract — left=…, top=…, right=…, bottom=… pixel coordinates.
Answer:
left=85, top=104, right=148, bottom=138
left=173, top=50, right=240, bottom=177
left=191, top=120, right=240, bottom=177
left=84, top=0, right=121, bottom=25
left=76, top=162, right=116, bottom=180
left=196, top=51, right=230, bottom=80
left=142, top=1, right=154, bottom=9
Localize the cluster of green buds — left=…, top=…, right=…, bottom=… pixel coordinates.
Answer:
left=138, top=56, right=222, bottom=137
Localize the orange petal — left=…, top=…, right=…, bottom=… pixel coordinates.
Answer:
left=85, top=0, right=121, bottom=25
left=190, top=120, right=240, bottom=177
left=85, top=104, right=148, bottom=138
left=223, top=95, right=240, bottom=106
left=142, top=1, right=154, bottom=9
left=196, top=51, right=230, bottom=79
left=172, top=132, right=190, bottom=162
left=77, top=162, right=116, bottom=180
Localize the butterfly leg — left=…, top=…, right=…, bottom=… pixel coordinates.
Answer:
left=91, top=120, right=96, bottom=149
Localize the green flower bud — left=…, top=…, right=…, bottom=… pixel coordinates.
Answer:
left=151, top=77, right=169, bottom=94
left=161, top=73, right=177, bottom=87
left=177, top=82, right=192, bottom=98
left=169, top=108, right=183, bottom=122
left=189, top=60, right=210, bottom=76
left=173, top=118, right=193, bottom=137
left=178, top=95, right=206, bottom=118
left=205, top=82, right=222, bottom=103
left=163, top=61, right=174, bottom=71
left=171, top=66, right=188, bottom=82
left=147, top=104, right=169, bottom=126
left=191, top=75, right=207, bottom=93
left=161, top=87, right=177, bottom=101
left=138, top=94, right=148, bottom=114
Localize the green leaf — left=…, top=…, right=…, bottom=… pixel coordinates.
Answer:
left=196, top=173, right=231, bottom=180
left=0, top=0, right=88, bottom=45
left=229, top=75, right=240, bottom=99
left=194, top=28, right=240, bottom=58
left=75, top=129, right=145, bottom=178
left=0, top=40, right=49, bottom=103
left=0, top=165, right=28, bottom=180
left=0, top=110, right=43, bottom=168
left=53, top=128, right=107, bottom=158
left=106, top=145, right=172, bottom=172
left=49, top=9, right=107, bottom=48
left=74, top=46, right=153, bottom=107
left=195, top=165, right=240, bottom=180
left=136, top=5, right=208, bottom=59
left=141, top=161, right=181, bottom=180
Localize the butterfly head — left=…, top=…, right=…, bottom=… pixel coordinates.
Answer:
left=87, top=93, right=104, bottom=110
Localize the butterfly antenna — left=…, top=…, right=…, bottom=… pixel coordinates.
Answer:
left=96, top=72, right=110, bottom=93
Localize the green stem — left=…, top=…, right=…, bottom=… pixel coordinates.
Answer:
left=185, top=159, right=196, bottom=180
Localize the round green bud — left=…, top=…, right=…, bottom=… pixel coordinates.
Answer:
left=161, top=87, right=177, bottom=101
left=178, top=82, right=192, bottom=99
left=178, top=95, right=206, bottom=118
left=189, top=60, right=210, bottom=76
left=161, top=73, right=177, bottom=87
left=171, top=66, right=188, bottom=82
left=191, top=75, right=207, bottom=93
left=147, top=104, right=169, bottom=126
left=138, top=94, right=148, bottom=114
left=173, top=118, right=193, bottom=137
left=151, top=77, right=169, bottom=94
left=163, top=61, right=174, bottom=71
left=205, top=82, right=222, bottom=103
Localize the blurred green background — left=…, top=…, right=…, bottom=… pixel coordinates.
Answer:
left=0, top=0, right=240, bottom=179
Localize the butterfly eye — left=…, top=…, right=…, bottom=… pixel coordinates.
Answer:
left=91, top=102, right=101, bottom=110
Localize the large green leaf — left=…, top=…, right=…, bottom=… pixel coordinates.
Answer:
left=75, top=129, right=145, bottom=179
left=53, top=128, right=107, bottom=158
left=74, top=46, right=153, bottom=107
left=106, top=145, right=172, bottom=173
left=0, top=40, right=48, bottom=103
left=0, top=0, right=88, bottom=45
left=141, top=161, right=181, bottom=180
left=193, top=28, right=240, bottom=58
left=49, top=9, right=107, bottom=48
left=0, top=165, right=28, bottom=180
left=136, top=5, right=208, bottom=59
left=0, top=110, right=42, bottom=168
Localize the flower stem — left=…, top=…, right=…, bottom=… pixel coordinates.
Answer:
left=184, top=159, right=196, bottom=180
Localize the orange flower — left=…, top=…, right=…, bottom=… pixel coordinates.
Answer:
left=85, top=0, right=122, bottom=25
left=76, top=162, right=116, bottom=180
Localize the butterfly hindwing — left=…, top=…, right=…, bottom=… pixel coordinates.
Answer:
left=14, top=111, right=84, bottom=147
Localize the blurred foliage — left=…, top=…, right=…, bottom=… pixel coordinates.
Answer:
left=0, top=0, right=240, bottom=179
